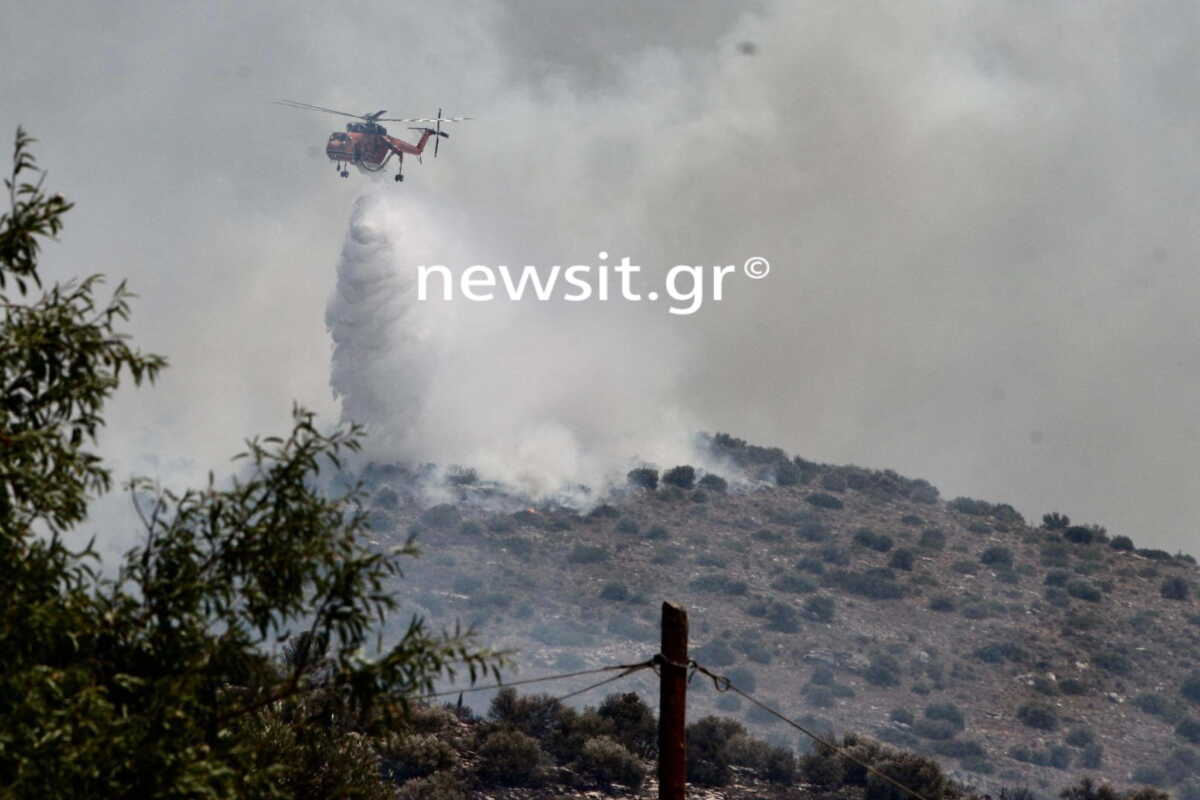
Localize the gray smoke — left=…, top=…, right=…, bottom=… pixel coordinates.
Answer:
left=325, top=189, right=710, bottom=498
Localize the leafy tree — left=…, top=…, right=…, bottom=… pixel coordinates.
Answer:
left=0, top=129, right=501, bottom=798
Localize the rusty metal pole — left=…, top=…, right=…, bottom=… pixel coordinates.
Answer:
left=658, top=601, right=688, bottom=800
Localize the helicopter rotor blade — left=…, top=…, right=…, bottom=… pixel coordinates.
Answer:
left=435, top=107, right=442, bottom=157
left=274, top=99, right=367, bottom=120
left=378, top=115, right=472, bottom=123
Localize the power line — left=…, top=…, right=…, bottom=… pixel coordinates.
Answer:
left=689, top=659, right=935, bottom=800
left=417, top=658, right=655, bottom=701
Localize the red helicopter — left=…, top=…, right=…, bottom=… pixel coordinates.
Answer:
left=275, top=100, right=470, bottom=182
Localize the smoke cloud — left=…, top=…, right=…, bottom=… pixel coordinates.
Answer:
left=5, top=1, right=1199, bottom=549
left=325, top=190, right=706, bottom=498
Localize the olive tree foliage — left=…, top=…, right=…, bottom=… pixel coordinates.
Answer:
left=0, top=130, right=502, bottom=798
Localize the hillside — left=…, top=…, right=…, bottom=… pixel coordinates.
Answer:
left=362, top=435, right=1200, bottom=799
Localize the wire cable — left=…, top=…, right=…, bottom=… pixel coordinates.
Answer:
left=690, top=660, right=934, bottom=800
left=416, top=658, right=655, bottom=701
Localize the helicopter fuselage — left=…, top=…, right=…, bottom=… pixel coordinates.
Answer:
left=325, top=123, right=436, bottom=173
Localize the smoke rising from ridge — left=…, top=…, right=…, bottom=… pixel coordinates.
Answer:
left=8, top=1, right=1200, bottom=550
left=326, top=190, right=707, bottom=498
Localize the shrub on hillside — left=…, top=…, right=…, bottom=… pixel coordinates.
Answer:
left=689, top=575, right=748, bottom=595
left=807, top=492, right=845, bottom=510
left=568, top=544, right=609, bottom=564
left=796, top=556, right=826, bottom=575
left=1181, top=674, right=1200, bottom=706
left=772, top=574, right=816, bottom=594
left=1064, top=526, right=1095, bottom=544
left=1093, top=650, right=1132, bottom=675
left=889, top=548, right=916, bottom=571
left=597, top=693, right=656, bottom=757
left=919, top=528, right=947, bottom=550
left=662, top=465, right=696, bottom=489
left=1179, top=719, right=1200, bottom=745
left=1067, top=579, right=1103, bottom=603
left=950, top=497, right=994, bottom=516
left=1163, top=577, right=1192, bottom=601
left=693, top=640, right=737, bottom=668
left=1017, top=703, right=1059, bottom=731
left=929, top=595, right=956, bottom=612
left=698, top=473, right=727, bottom=493
left=864, top=654, right=903, bottom=687
left=578, top=736, right=644, bottom=790
left=912, top=718, right=958, bottom=740
left=925, top=703, right=965, bottom=731
left=853, top=529, right=894, bottom=552
left=626, top=467, right=659, bottom=490
left=1110, top=535, right=1135, bottom=551
left=476, top=730, right=546, bottom=787
left=866, top=752, right=951, bottom=800
left=805, top=595, right=836, bottom=623
left=1043, top=512, right=1071, bottom=530
left=686, top=716, right=744, bottom=786
left=981, top=546, right=1015, bottom=569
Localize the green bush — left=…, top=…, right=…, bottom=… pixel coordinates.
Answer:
left=579, top=736, right=645, bottom=790
left=1067, top=579, right=1103, bottom=602
left=689, top=575, right=747, bottom=595
left=772, top=574, right=816, bottom=594
left=807, top=493, right=845, bottom=510
left=1066, top=727, right=1096, bottom=748
left=597, top=692, right=657, bottom=758
left=928, top=595, right=956, bottom=612
left=626, top=467, right=658, bottom=490
left=1163, top=577, right=1192, bottom=601
left=686, top=716, right=743, bottom=786
left=804, top=595, right=836, bottom=623
left=615, top=518, right=640, bottom=535
left=1043, top=512, right=1071, bottom=530
left=919, top=529, right=946, bottom=550
left=693, top=640, right=737, bottom=668
left=864, top=654, right=902, bottom=687
left=476, top=729, right=546, bottom=786
left=889, top=549, right=915, bottom=571
left=1094, top=650, right=1133, bottom=675
left=662, top=465, right=696, bottom=489
left=853, top=529, right=894, bottom=552
left=912, top=718, right=958, bottom=740
left=796, top=556, right=826, bottom=575
left=1134, top=693, right=1179, bottom=720
left=698, top=473, right=728, bottom=493
left=975, top=642, right=1027, bottom=664
left=981, top=546, right=1015, bottom=569
left=1017, top=703, right=1059, bottom=731
left=1110, top=535, right=1135, bottom=551
left=1179, top=719, right=1200, bottom=745
left=568, top=544, right=609, bottom=564
left=1182, top=674, right=1200, bottom=706
left=599, top=582, right=629, bottom=602
left=380, top=733, right=458, bottom=782
left=395, top=771, right=467, bottom=800
left=865, top=752, right=951, bottom=800
left=1081, top=743, right=1104, bottom=769
left=801, top=746, right=846, bottom=787
left=1064, top=526, right=1095, bottom=544
left=925, top=703, right=965, bottom=731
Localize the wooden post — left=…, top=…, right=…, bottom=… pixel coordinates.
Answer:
left=658, top=601, right=688, bottom=800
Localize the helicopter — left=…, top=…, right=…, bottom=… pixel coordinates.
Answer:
left=275, top=100, right=470, bottom=182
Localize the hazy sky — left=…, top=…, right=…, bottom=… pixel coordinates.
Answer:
left=3, top=1, right=1199, bottom=553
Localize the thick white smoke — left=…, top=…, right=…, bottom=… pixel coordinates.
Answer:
left=325, top=189, right=708, bottom=499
